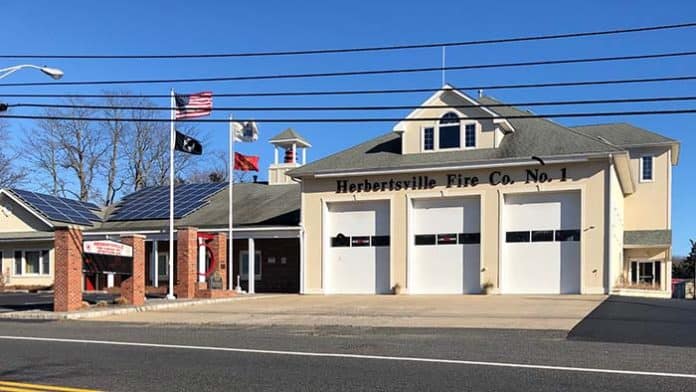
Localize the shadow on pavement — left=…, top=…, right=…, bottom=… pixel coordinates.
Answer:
left=567, top=295, right=696, bottom=347
left=0, top=292, right=131, bottom=312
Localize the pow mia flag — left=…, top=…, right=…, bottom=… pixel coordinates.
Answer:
left=174, top=130, right=203, bottom=155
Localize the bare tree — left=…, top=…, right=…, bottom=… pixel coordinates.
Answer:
left=0, top=120, right=26, bottom=188
left=23, top=118, right=66, bottom=195
left=26, top=101, right=107, bottom=202
left=101, top=94, right=129, bottom=205
left=184, top=150, right=254, bottom=184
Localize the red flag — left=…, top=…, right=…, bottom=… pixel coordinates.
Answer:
left=175, top=91, right=213, bottom=119
left=234, top=152, right=260, bottom=172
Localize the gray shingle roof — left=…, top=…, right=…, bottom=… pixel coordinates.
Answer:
left=92, top=183, right=300, bottom=232
left=269, top=128, right=311, bottom=146
left=288, top=95, right=623, bottom=177
left=570, top=123, right=676, bottom=147
left=624, top=230, right=672, bottom=246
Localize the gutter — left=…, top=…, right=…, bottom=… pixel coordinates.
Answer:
left=308, top=152, right=612, bottom=179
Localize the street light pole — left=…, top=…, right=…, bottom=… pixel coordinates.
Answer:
left=0, top=64, right=64, bottom=80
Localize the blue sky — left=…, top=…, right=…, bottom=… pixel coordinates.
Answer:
left=1, top=0, right=695, bottom=254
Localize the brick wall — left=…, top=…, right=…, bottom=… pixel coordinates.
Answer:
left=54, top=227, right=83, bottom=312
left=209, top=233, right=228, bottom=290
left=175, top=227, right=197, bottom=299
left=121, top=234, right=146, bottom=306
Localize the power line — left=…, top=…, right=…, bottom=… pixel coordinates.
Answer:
left=0, top=75, right=695, bottom=99
left=1, top=50, right=695, bottom=88
left=8, top=95, right=696, bottom=112
left=1, top=22, right=694, bottom=59
left=2, top=109, right=695, bottom=123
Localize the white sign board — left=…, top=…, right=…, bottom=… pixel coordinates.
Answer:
left=83, top=240, right=133, bottom=258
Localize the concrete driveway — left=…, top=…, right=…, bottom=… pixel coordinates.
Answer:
left=93, top=294, right=606, bottom=331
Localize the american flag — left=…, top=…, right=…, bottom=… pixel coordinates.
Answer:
left=174, top=91, right=213, bottom=119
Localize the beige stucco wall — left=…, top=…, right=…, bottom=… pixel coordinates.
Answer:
left=0, top=194, right=51, bottom=233
left=623, top=147, right=671, bottom=230
left=0, top=240, right=55, bottom=287
left=399, top=91, right=498, bottom=154
left=301, top=159, right=610, bottom=294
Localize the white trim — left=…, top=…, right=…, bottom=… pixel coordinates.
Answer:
left=313, top=155, right=603, bottom=178
left=0, top=189, right=54, bottom=229
left=639, top=155, right=654, bottom=183
left=269, top=138, right=312, bottom=148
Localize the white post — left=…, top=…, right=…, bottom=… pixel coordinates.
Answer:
left=167, top=89, right=176, bottom=300
left=107, top=273, right=115, bottom=288
left=292, top=143, right=297, bottom=164
left=228, top=114, right=235, bottom=290
left=274, top=146, right=279, bottom=165
left=152, top=240, right=159, bottom=288
left=299, top=228, right=304, bottom=294
left=248, top=237, right=255, bottom=294
left=302, top=148, right=306, bottom=165
left=198, top=240, right=206, bottom=283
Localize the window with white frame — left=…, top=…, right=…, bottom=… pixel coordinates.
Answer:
left=421, top=113, right=481, bottom=152
left=423, top=127, right=434, bottom=151
left=13, top=249, right=50, bottom=275
left=464, top=123, right=476, bottom=147
left=640, top=155, right=654, bottom=182
left=438, top=112, right=460, bottom=149
left=240, top=250, right=262, bottom=280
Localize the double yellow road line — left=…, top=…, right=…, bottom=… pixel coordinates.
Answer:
left=0, top=381, right=100, bottom=392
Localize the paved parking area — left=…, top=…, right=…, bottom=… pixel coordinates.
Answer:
left=93, top=294, right=606, bottom=331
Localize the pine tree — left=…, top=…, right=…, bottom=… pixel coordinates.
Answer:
left=674, top=240, right=696, bottom=279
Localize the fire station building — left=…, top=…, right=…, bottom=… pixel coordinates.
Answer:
left=0, top=87, right=679, bottom=299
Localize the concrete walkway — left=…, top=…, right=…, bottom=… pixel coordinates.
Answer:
left=92, top=294, right=606, bottom=331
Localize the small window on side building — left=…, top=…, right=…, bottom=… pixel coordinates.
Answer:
left=641, top=156, right=653, bottom=181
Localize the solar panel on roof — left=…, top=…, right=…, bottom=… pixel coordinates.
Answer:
left=9, top=189, right=102, bottom=226
left=108, top=182, right=226, bottom=221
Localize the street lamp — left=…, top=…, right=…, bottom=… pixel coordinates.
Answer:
left=0, top=64, right=64, bottom=80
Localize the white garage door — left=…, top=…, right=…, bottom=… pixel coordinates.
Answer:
left=325, top=200, right=390, bottom=294
left=410, top=197, right=481, bottom=294
left=502, top=192, right=581, bottom=294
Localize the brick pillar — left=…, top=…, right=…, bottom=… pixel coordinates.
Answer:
left=54, top=227, right=83, bottom=312
left=121, top=234, right=146, bottom=306
left=175, top=227, right=198, bottom=299
left=210, top=233, right=228, bottom=290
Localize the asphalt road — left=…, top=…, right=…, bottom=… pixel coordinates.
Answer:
left=0, top=321, right=694, bottom=391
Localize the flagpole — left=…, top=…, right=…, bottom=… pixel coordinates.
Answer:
left=167, top=89, right=176, bottom=300
left=228, top=114, right=235, bottom=291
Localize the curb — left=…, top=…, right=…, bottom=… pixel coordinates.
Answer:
left=0, top=295, right=276, bottom=321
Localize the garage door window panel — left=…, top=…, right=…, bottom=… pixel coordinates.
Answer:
left=437, top=233, right=459, bottom=245
left=531, top=230, right=554, bottom=242
left=415, top=234, right=436, bottom=246
left=351, top=236, right=371, bottom=247
left=331, top=234, right=350, bottom=247
left=506, top=231, right=530, bottom=243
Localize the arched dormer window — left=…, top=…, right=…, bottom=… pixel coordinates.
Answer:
left=438, top=112, right=460, bottom=149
